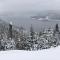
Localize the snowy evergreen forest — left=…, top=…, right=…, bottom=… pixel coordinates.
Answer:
left=0, top=20, right=60, bottom=51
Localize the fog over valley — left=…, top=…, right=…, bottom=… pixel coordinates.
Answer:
left=0, top=0, right=60, bottom=31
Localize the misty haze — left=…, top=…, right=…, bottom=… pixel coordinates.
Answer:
left=0, top=0, right=60, bottom=31
left=0, top=0, right=60, bottom=51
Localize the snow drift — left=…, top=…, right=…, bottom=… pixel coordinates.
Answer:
left=0, top=46, right=60, bottom=60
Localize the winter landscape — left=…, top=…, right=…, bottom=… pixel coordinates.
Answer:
left=0, top=17, right=59, bottom=51
left=0, top=46, right=60, bottom=60
left=1, top=0, right=60, bottom=60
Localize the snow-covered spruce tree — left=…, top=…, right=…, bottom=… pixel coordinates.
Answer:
left=29, top=25, right=35, bottom=50
left=2, top=22, right=16, bottom=50
left=12, top=29, right=20, bottom=50
left=8, top=22, right=12, bottom=39
left=16, top=26, right=29, bottom=50
left=53, top=24, right=60, bottom=45
left=37, top=28, right=58, bottom=50
left=27, top=25, right=39, bottom=50
left=39, top=31, right=43, bottom=37
left=4, top=38, right=16, bottom=50
left=1, top=37, right=16, bottom=50
left=55, top=24, right=59, bottom=32
left=30, top=25, right=35, bottom=40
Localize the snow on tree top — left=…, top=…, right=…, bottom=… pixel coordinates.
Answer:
left=10, top=21, right=12, bottom=25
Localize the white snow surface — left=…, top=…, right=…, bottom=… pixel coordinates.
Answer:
left=0, top=46, right=60, bottom=60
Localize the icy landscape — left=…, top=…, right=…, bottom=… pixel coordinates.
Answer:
left=0, top=0, right=60, bottom=60
left=0, top=46, right=60, bottom=60
left=0, top=0, right=60, bottom=52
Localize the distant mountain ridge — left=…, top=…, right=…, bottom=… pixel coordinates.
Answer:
left=31, top=10, right=60, bottom=20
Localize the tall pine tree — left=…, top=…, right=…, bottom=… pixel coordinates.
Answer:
left=8, top=22, right=12, bottom=39
left=30, top=24, right=34, bottom=40
left=55, top=24, right=59, bottom=32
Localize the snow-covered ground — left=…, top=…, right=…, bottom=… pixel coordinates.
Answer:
left=0, top=46, right=60, bottom=60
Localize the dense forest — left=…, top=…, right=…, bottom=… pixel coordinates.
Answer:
left=0, top=19, right=60, bottom=51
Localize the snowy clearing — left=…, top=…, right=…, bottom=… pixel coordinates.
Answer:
left=0, top=46, right=60, bottom=60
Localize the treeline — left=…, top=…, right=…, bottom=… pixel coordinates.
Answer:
left=0, top=23, right=60, bottom=51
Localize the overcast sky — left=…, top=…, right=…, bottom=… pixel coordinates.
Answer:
left=0, top=0, right=60, bottom=13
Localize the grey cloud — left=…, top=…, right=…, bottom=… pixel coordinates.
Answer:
left=1, top=0, right=60, bottom=13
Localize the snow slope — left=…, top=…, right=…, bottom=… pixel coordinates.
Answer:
left=0, top=46, right=60, bottom=60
